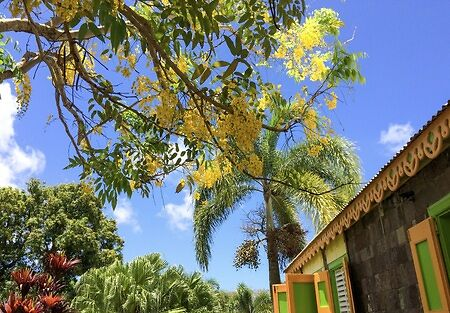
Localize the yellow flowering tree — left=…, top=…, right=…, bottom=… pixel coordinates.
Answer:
left=193, top=101, right=361, bottom=289
left=0, top=1, right=363, bottom=205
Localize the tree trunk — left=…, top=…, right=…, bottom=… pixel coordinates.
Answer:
left=264, top=188, right=281, bottom=293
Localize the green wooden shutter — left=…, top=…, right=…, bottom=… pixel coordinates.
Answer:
left=273, top=284, right=289, bottom=313
left=408, top=218, right=450, bottom=313
left=314, top=271, right=335, bottom=313
left=286, top=274, right=318, bottom=313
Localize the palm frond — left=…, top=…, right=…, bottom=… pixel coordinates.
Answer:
left=194, top=173, right=254, bottom=271
left=285, top=170, right=342, bottom=229
left=282, top=136, right=361, bottom=193
left=270, top=191, right=298, bottom=227
left=272, top=136, right=361, bottom=229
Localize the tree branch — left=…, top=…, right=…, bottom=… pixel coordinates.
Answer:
left=0, top=18, right=101, bottom=41
left=0, top=51, right=41, bottom=83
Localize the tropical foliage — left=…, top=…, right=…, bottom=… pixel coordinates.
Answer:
left=233, top=283, right=272, bottom=313
left=0, top=179, right=123, bottom=297
left=0, top=253, right=80, bottom=313
left=0, top=0, right=363, bottom=205
left=72, top=253, right=220, bottom=313
left=193, top=107, right=361, bottom=288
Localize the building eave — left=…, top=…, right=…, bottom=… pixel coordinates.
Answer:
left=285, top=101, right=450, bottom=273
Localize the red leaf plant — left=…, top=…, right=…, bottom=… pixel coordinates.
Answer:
left=0, top=293, right=43, bottom=313
left=10, top=269, right=37, bottom=299
left=0, top=253, right=79, bottom=313
left=45, top=254, right=80, bottom=279
left=35, top=274, right=62, bottom=295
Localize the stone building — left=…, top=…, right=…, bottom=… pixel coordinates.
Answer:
left=273, top=102, right=450, bottom=313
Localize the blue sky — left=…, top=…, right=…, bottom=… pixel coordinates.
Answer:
left=1, top=0, right=449, bottom=291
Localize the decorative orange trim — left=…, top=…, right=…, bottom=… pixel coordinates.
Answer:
left=272, top=284, right=287, bottom=313
left=408, top=218, right=450, bottom=313
left=285, top=273, right=315, bottom=313
left=286, top=105, right=450, bottom=273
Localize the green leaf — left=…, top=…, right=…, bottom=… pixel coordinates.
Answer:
left=224, top=35, right=236, bottom=55
left=78, top=23, right=89, bottom=41
left=110, top=19, right=126, bottom=52
left=212, top=60, right=229, bottom=68
left=192, top=64, right=205, bottom=80
left=88, top=22, right=104, bottom=42
left=222, top=59, right=239, bottom=79
left=200, top=67, right=211, bottom=84
left=175, top=180, right=185, bottom=193
left=214, top=15, right=230, bottom=23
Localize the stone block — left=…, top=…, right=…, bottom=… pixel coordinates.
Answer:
left=406, top=284, right=421, bottom=309
left=396, top=226, right=407, bottom=245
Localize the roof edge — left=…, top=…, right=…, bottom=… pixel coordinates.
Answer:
left=285, top=101, right=450, bottom=273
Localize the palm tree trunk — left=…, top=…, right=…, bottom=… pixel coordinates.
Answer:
left=264, top=188, right=281, bottom=292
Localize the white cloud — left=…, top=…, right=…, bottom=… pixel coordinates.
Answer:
left=0, top=83, right=45, bottom=187
left=379, top=123, right=414, bottom=153
left=162, top=192, right=194, bottom=231
left=112, top=197, right=142, bottom=233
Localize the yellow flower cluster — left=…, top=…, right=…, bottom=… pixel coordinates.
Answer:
left=273, top=8, right=343, bottom=83
left=216, top=95, right=262, bottom=153
left=191, top=156, right=233, bottom=188
left=51, top=0, right=120, bottom=21
left=111, top=0, right=123, bottom=14
left=132, top=76, right=159, bottom=113
left=80, top=0, right=92, bottom=13
left=9, top=0, right=40, bottom=17
left=155, top=90, right=178, bottom=128
left=257, top=90, right=271, bottom=111
left=237, top=153, right=263, bottom=177
left=180, top=107, right=210, bottom=141
left=14, top=73, right=32, bottom=114
left=299, top=17, right=324, bottom=50
left=273, top=46, right=288, bottom=59
left=54, top=0, right=79, bottom=22
left=191, top=162, right=222, bottom=189
left=116, top=49, right=137, bottom=78
left=80, top=182, right=94, bottom=195
left=145, top=155, right=160, bottom=175
left=293, top=46, right=305, bottom=62
left=132, top=76, right=152, bottom=96
left=307, top=136, right=331, bottom=157
left=303, top=107, right=318, bottom=136
left=309, top=54, right=328, bottom=81
left=325, top=92, right=338, bottom=110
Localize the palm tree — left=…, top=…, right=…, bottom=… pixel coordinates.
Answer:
left=72, top=253, right=218, bottom=313
left=233, top=283, right=272, bottom=313
left=193, top=107, right=361, bottom=289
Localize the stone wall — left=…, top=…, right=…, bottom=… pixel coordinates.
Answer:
left=345, top=148, right=450, bottom=313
